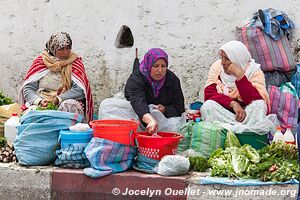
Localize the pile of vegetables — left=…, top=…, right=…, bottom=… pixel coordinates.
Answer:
left=0, top=90, right=13, bottom=106
left=0, top=138, right=17, bottom=163
left=208, top=144, right=260, bottom=178
left=207, top=131, right=299, bottom=182
left=257, top=141, right=298, bottom=182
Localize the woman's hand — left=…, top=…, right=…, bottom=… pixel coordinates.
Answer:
left=142, top=113, right=158, bottom=134
left=52, top=97, right=60, bottom=105
left=225, top=62, right=244, bottom=80
left=146, top=119, right=158, bottom=134
left=153, top=104, right=166, bottom=113
left=39, top=99, right=49, bottom=108
left=230, top=101, right=246, bottom=122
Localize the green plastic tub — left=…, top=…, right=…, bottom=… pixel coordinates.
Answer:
left=235, top=132, right=268, bottom=150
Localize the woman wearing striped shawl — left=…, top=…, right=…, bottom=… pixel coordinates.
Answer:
left=19, top=32, right=93, bottom=122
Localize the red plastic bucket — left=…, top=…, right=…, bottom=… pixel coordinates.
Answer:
left=135, top=132, right=183, bottom=160
left=89, top=119, right=139, bottom=145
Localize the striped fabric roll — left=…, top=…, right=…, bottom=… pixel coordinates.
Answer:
left=236, top=26, right=295, bottom=72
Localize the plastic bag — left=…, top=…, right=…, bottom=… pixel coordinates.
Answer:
left=15, top=111, right=83, bottom=166
left=178, top=149, right=203, bottom=158
left=156, top=155, right=190, bottom=176
left=279, top=82, right=298, bottom=98
left=177, top=122, right=193, bottom=153
left=99, top=98, right=185, bottom=132
left=264, top=71, right=289, bottom=89
left=268, top=85, right=298, bottom=133
left=84, top=137, right=136, bottom=178
left=98, top=98, right=139, bottom=121
left=149, top=105, right=185, bottom=132
left=178, top=121, right=227, bottom=158
left=69, top=123, right=90, bottom=132
left=55, top=145, right=90, bottom=169
left=291, top=64, right=300, bottom=98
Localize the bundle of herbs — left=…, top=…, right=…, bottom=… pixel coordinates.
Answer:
left=257, top=141, right=299, bottom=182
left=0, top=90, right=13, bottom=106
left=36, top=102, right=58, bottom=111
left=189, top=156, right=209, bottom=172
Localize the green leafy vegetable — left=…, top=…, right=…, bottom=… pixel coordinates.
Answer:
left=0, top=91, right=13, bottom=106
left=225, top=130, right=241, bottom=148
left=231, top=150, right=249, bottom=175
left=259, top=141, right=298, bottom=161
left=241, top=144, right=260, bottom=164
left=209, top=147, right=223, bottom=159
left=36, top=102, right=58, bottom=111
left=0, top=137, right=6, bottom=148
left=189, top=156, right=209, bottom=172
left=260, top=160, right=299, bottom=182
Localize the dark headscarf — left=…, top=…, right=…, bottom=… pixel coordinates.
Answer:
left=45, top=32, right=72, bottom=56
left=139, top=48, right=168, bottom=98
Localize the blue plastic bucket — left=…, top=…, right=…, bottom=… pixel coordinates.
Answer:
left=59, top=128, right=93, bottom=148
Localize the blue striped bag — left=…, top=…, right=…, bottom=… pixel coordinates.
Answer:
left=291, top=64, right=300, bottom=98
left=178, top=121, right=227, bottom=158
left=268, top=85, right=299, bottom=133
left=83, top=138, right=136, bottom=178
left=236, top=26, right=295, bottom=72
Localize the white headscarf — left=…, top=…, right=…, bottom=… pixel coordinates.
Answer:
left=219, top=40, right=261, bottom=89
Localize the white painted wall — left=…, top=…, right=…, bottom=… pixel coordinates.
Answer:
left=0, top=0, right=299, bottom=111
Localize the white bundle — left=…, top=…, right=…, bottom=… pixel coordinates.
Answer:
left=69, top=123, right=90, bottom=132
left=157, top=155, right=190, bottom=176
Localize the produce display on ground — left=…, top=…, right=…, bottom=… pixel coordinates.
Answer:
left=189, top=130, right=299, bottom=183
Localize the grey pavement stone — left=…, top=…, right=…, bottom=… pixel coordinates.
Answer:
left=0, top=163, right=54, bottom=200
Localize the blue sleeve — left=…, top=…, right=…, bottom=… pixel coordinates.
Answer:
left=23, top=81, right=41, bottom=105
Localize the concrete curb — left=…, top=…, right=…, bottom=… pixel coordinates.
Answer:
left=0, top=163, right=298, bottom=200
left=52, top=169, right=189, bottom=200
left=0, top=163, right=53, bottom=200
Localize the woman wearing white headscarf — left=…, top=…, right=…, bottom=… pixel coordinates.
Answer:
left=200, top=40, right=273, bottom=133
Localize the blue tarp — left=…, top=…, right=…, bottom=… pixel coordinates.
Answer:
left=199, top=177, right=299, bottom=186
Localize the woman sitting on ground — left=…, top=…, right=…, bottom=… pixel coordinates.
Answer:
left=125, top=48, right=185, bottom=134
left=200, top=40, right=273, bottom=133
left=19, top=32, right=93, bottom=122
